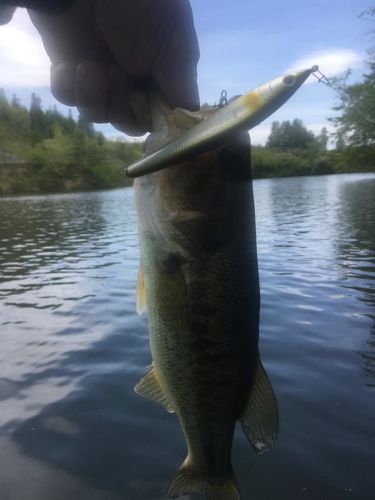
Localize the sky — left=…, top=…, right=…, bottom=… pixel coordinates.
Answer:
left=0, top=0, right=373, bottom=145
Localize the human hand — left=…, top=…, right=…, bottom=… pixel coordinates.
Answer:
left=29, top=0, right=200, bottom=136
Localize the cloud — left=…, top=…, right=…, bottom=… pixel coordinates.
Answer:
left=0, top=9, right=50, bottom=87
left=249, top=126, right=271, bottom=146
left=287, top=48, right=362, bottom=81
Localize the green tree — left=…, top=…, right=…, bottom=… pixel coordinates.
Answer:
left=0, top=89, right=10, bottom=146
left=78, top=115, right=94, bottom=135
left=266, top=119, right=316, bottom=150
left=316, top=127, right=329, bottom=151
left=330, top=8, right=375, bottom=147
left=330, top=64, right=375, bottom=146
left=11, top=94, right=21, bottom=108
left=30, top=93, right=46, bottom=144
left=0, top=90, right=30, bottom=155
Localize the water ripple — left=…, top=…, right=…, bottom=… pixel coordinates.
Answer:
left=0, top=177, right=374, bottom=499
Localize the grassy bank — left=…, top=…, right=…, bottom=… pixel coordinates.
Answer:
left=2, top=143, right=374, bottom=196
left=251, top=145, right=375, bottom=179
left=0, top=139, right=143, bottom=196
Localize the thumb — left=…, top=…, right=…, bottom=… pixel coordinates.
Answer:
left=152, top=58, right=200, bottom=112
left=150, top=0, right=200, bottom=111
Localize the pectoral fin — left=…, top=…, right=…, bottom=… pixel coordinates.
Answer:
left=240, top=357, right=279, bottom=455
left=136, top=265, right=147, bottom=315
left=134, top=364, right=174, bottom=414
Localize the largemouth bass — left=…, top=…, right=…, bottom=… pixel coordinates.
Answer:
left=132, top=68, right=316, bottom=499
left=134, top=124, right=278, bottom=499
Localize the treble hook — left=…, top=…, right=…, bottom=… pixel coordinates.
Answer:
left=218, top=90, right=228, bottom=107
left=311, top=65, right=375, bottom=124
left=311, top=67, right=331, bottom=87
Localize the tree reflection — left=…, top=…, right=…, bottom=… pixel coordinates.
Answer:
left=336, top=176, right=375, bottom=387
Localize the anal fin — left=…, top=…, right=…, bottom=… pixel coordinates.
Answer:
left=240, top=357, right=279, bottom=455
left=134, top=363, right=174, bottom=413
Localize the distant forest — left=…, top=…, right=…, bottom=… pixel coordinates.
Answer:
left=251, top=115, right=374, bottom=179
left=0, top=54, right=374, bottom=195
left=0, top=90, right=143, bottom=195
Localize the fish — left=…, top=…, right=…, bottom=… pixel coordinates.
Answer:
left=126, top=66, right=318, bottom=178
left=132, top=68, right=314, bottom=499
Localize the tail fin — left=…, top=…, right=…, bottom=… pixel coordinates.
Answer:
left=167, top=461, right=240, bottom=500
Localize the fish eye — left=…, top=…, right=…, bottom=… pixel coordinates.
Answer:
left=283, top=75, right=295, bottom=86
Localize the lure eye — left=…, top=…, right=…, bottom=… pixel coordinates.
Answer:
left=283, top=75, right=295, bottom=86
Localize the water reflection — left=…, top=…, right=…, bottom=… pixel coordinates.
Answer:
left=335, top=177, right=375, bottom=387
left=0, top=188, right=178, bottom=499
left=7, top=327, right=174, bottom=500
left=252, top=174, right=375, bottom=499
left=360, top=323, right=375, bottom=389
left=0, top=189, right=139, bottom=418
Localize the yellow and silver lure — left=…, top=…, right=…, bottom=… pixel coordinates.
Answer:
left=125, top=66, right=318, bottom=178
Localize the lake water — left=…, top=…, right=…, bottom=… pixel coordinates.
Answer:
left=0, top=173, right=374, bottom=500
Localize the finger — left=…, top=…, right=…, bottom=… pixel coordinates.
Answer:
left=52, top=60, right=151, bottom=134
left=126, top=87, right=152, bottom=133
left=29, top=0, right=111, bottom=64
left=75, top=61, right=108, bottom=123
left=51, top=63, right=76, bottom=106
left=107, top=68, right=150, bottom=136
left=95, top=0, right=200, bottom=110
left=151, top=0, right=200, bottom=110
left=153, top=60, right=199, bottom=112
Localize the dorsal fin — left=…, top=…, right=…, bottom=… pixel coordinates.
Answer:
left=134, top=364, right=174, bottom=413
